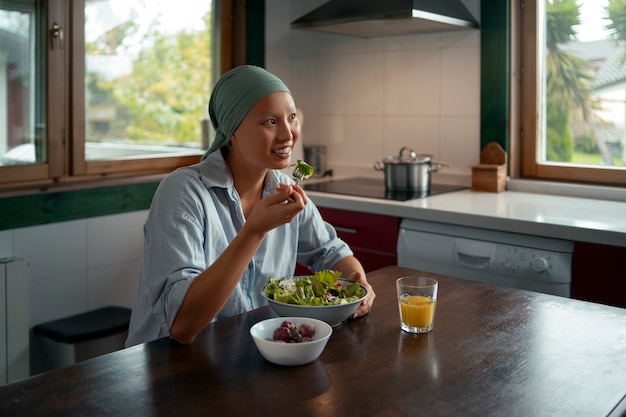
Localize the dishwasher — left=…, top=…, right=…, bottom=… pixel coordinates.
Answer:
left=397, top=219, right=574, bottom=297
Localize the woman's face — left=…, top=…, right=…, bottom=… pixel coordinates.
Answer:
left=230, top=92, right=300, bottom=173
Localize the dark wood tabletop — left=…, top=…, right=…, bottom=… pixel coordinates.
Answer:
left=1, top=266, right=625, bottom=417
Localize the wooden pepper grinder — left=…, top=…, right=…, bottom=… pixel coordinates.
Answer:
left=471, top=142, right=507, bottom=192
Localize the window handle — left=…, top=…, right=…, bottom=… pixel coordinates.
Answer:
left=51, top=23, right=64, bottom=50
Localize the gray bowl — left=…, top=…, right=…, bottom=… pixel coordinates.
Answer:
left=262, top=278, right=367, bottom=327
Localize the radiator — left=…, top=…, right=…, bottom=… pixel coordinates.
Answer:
left=1, top=257, right=29, bottom=385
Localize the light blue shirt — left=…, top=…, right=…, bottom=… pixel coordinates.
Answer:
left=126, top=150, right=352, bottom=346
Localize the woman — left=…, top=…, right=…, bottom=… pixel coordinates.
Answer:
left=126, top=65, right=375, bottom=347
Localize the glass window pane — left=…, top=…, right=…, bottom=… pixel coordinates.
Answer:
left=541, top=0, right=626, bottom=169
left=84, top=0, right=211, bottom=160
left=0, top=0, right=45, bottom=166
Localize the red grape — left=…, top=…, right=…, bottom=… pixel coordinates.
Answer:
left=272, top=326, right=291, bottom=342
left=270, top=321, right=316, bottom=343
left=298, top=322, right=316, bottom=338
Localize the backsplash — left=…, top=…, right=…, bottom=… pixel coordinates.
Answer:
left=265, top=0, right=480, bottom=183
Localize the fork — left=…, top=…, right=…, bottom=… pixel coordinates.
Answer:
left=291, top=160, right=314, bottom=185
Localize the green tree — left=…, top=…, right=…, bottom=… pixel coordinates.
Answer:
left=93, top=12, right=212, bottom=146
left=607, top=0, right=626, bottom=43
left=545, top=0, right=597, bottom=162
left=546, top=100, right=574, bottom=161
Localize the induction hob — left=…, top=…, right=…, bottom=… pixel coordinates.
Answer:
left=303, top=177, right=467, bottom=201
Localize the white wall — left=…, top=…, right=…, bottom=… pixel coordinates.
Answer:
left=0, top=210, right=146, bottom=329
left=265, top=0, right=481, bottom=184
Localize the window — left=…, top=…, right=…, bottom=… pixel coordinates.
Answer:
left=0, top=0, right=218, bottom=191
left=0, top=1, right=46, bottom=183
left=520, top=0, right=626, bottom=186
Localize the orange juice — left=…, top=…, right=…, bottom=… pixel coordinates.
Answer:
left=399, top=295, right=435, bottom=328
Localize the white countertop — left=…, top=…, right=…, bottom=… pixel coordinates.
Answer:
left=306, top=183, right=626, bottom=248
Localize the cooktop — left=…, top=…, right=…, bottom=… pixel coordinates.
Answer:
left=303, top=177, right=467, bottom=201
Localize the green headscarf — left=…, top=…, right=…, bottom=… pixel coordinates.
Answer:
left=201, top=65, right=291, bottom=160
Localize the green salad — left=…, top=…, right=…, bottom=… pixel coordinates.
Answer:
left=290, top=159, right=314, bottom=183
left=263, top=270, right=364, bottom=306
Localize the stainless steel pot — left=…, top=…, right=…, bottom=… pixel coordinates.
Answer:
left=374, top=147, right=449, bottom=192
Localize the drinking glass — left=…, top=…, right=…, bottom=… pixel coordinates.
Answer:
left=396, top=276, right=438, bottom=333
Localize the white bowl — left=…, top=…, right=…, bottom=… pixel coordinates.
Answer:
left=262, top=278, right=367, bottom=327
left=250, top=317, right=332, bottom=366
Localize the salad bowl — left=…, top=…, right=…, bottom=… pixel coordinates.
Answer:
left=262, top=272, right=368, bottom=327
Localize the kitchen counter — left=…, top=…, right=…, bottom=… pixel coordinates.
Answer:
left=305, top=181, right=626, bottom=248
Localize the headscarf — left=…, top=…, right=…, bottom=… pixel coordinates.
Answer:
left=201, top=65, right=291, bottom=160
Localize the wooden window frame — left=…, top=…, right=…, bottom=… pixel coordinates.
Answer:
left=517, top=0, right=626, bottom=187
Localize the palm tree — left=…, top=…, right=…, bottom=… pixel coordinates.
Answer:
left=607, top=0, right=626, bottom=40
left=545, top=0, right=599, bottom=162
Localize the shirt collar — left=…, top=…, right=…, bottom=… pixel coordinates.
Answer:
left=198, top=149, right=232, bottom=190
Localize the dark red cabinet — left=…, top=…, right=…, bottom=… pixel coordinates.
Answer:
left=572, top=242, right=626, bottom=309
left=295, top=207, right=400, bottom=275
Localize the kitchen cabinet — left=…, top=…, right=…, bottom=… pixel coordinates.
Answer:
left=572, top=242, right=626, bottom=309
left=295, top=207, right=400, bottom=275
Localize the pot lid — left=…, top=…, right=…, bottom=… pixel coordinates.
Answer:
left=386, top=147, right=432, bottom=164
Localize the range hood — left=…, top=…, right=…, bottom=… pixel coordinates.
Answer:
left=291, top=0, right=479, bottom=38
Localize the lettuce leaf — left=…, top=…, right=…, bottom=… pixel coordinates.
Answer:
left=263, top=269, right=363, bottom=306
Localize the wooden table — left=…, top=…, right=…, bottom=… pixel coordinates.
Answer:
left=1, top=266, right=625, bottom=417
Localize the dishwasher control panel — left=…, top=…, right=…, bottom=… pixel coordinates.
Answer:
left=397, top=219, right=574, bottom=297
left=489, top=243, right=571, bottom=282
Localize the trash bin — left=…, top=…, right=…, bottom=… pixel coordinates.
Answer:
left=32, top=306, right=131, bottom=372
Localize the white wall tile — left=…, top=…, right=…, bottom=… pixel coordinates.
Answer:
left=266, top=55, right=294, bottom=92
left=441, top=46, right=480, bottom=117
left=290, top=55, right=334, bottom=114
left=15, top=220, right=87, bottom=280
left=326, top=114, right=385, bottom=169
left=296, top=113, right=339, bottom=148
left=440, top=116, right=481, bottom=176
left=384, top=32, right=443, bottom=52
left=320, top=34, right=384, bottom=56
left=440, top=29, right=481, bottom=49
left=87, top=211, right=147, bottom=268
left=29, top=271, right=88, bottom=326
left=383, top=115, right=441, bottom=159
left=384, top=48, right=442, bottom=116
left=331, top=53, right=384, bottom=115
left=265, top=0, right=292, bottom=57
left=88, top=258, right=141, bottom=309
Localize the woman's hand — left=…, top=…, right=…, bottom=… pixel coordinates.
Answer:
left=331, top=256, right=376, bottom=319
left=275, top=182, right=307, bottom=204
left=347, top=271, right=376, bottom=319
left=246, top=183, right=307, bottom=234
